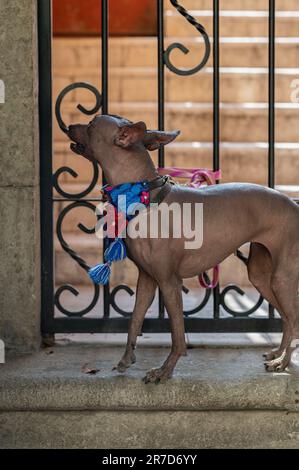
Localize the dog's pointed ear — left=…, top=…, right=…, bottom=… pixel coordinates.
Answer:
left=114, top=121, right=147, bottom=148
left=143, top=130, right=180, bottom=151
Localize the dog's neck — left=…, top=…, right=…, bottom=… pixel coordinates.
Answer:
left=98, top=145, right=159, bottom=186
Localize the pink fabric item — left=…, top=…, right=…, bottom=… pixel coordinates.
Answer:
left=157, top=166, right=221, bottom=289
left=158, top=167, right=221, bottom=186
left=198, top=265, right=219, bottom=290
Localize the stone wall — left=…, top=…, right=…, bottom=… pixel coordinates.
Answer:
left=0, top=1, right=40, bottom=354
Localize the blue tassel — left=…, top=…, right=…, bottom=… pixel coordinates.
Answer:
left=104, top=238, right=127, bottom=262
left=89, top=262, right=111, bottom=285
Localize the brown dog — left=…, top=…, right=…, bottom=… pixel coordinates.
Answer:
left=68, top=114, right=299, bottom=383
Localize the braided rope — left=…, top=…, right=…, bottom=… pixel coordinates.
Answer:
left=170, top=0, right=208, bottom=36
left=164, top=0, right=211, bottom=75
left=60, top=238, right=90, bottom=272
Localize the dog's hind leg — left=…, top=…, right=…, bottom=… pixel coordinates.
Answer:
left=113, top=269, right=157, bottom=373
left=264, top=266, right=299, bottom=372
left=247, top=242, right=289, bottom=361
left=143, top=275, right=187, bottom=384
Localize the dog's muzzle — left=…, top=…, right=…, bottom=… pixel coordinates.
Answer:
left=70, top=142, right=86, bottom=156
left=68, top=125, right=87, bottom=156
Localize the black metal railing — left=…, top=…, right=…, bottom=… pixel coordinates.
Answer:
left=39, top=0, right=282, bottom=334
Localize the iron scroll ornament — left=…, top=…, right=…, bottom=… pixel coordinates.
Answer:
left=219, top=252, right=265, bottom=317
left=180, top=250, right=266, bottom=317
left=55, top=201, right=100, bottom=317
left=220, top=285, right=264, bottom=318
left=54, top=82, right=102, bottom=317
left=164, top=0, right=211, bottom=76
left=54, top=82, right=102, bottom=199
left=109, top=283, right=211, bottom=318
left=55, top=82, right=102, bottom=134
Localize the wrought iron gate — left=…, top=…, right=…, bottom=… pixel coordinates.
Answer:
left=39, top=0, right=283, bottom=334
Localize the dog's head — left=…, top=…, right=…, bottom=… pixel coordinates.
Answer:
left=68, top=114, right=180, bottom=164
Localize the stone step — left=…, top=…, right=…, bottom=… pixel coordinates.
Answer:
left=54, top=141, right=299, bottom=186
left=2, top=346, right=299, bottom=449
left=165, top=10, right=299, bottom=37
left=182, top=0, right=299, bottom=10
left=53, top=37, right=299, bottom=69
left=53, top=67, right=299, bottom=106
left=54, top=101, right=299, bottom=143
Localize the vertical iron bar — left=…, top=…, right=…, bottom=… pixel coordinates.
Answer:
left=158, top=0, right=165, bottom=155
left=213, top=0, right=220, bottom=173
left=213, top=0, right=220, bottom=319
left=268, top=0, right=275, bottom=190
left=157, top=0, right=165, bottom=319
left=102, top=0, right=109, bottom=115
left=38, top=0, right=54, bottom=334
left=268, top=0, right=275, bottom=318
left=102, top=0, right=110, bottom=317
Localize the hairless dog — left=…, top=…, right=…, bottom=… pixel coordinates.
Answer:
left=68, top=114, right=299, bottom=383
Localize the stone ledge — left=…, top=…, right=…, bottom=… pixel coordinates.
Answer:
left=2, top=410, right=299, bottom=449
left=1, top=345, right=299, bottom=412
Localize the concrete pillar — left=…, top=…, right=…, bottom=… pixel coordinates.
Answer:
left=0, top=1, right=41, bottom=353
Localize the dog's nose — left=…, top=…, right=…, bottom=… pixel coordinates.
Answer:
left=67, top=124, right=88, bottom=146
left=68, top=124, right=75, bottom=135
left=68, top=125, right=78, bottom=141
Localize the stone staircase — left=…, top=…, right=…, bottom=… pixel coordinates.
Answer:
left=53, top=0, right=299, bottom=288
left=2, top=342, right=299, bottom=449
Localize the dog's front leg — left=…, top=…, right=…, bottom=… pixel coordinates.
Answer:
left=113, top=269, right=157, bottom=373
left=143, top=276, right=187, bottom=384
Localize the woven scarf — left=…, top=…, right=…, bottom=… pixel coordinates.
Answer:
left=89, top=181, right=150, bottom=285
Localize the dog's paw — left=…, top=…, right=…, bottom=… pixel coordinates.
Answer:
left=112, top=352, right=136, bottom=373
left=142, top=367, right=172, bottom=384
left=112, top=361, right=128, bottom=373
left=264, top=351, right=289, bottom=372
left=263, top=348, right=281, bottom=361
